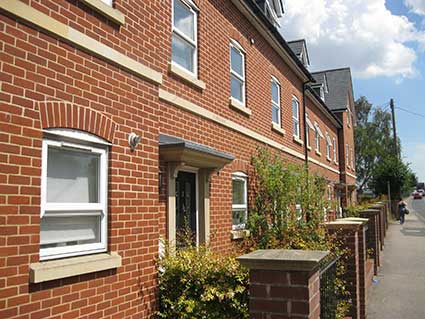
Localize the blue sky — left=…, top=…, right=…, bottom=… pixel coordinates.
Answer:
left=280, top=0, right=425, bottom=182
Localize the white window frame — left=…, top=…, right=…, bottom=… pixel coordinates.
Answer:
left=314, top=122, right=323, bottom=153
left=333, top=137, right=337, bottom=162
left=40, top=130, right=108, bottom=260
left=232, top=172, right=248, bottom=230
left=305, top=114, right=315, bottom=149
left=230, top=40, right=246, bottom=105
left=172, top=0, right=198, bottom=76
left=292, top=97, right=300, bottom=138
left=325, top=133, right=332, bottom=160
left=101, top=0, right=113, bottom=6
left=271, top=77, right=281, bottom=125
left=350, top=148, right=354, bottom=169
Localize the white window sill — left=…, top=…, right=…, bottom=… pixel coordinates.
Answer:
left=272, top=122, right=286, bottom=135
left=293, top=136, right=304, bottom=145
left=334, top=161, right=339, bottom=165
left=229, top=97, right=251, bottom=116
left=230, top=229, right=250, bottom=240
left=29, top=252, right=121, bottom=283
left=326, top=156, right=332, bottom=162
left=316, top=150, right=322, bottom=156
left=169, top=63, right=206, bottom=90
left=307, top=145, right=312, bottom=151
left=79, top=0, right=125, bottom=25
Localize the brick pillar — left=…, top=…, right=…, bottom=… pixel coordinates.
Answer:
left=343, top=218, right=369, bottom=319
left=376, top=201, right=388, bottom=234
left=325, top=221, right=361, bottom=319
left=237, top=250, right=329, bottom=319
left=359, top=209, right=380, bottom=275
left=369, top=204, right=385, bottom=250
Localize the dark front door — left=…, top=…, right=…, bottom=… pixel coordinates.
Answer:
left=176, top=171, right=197, bottom=247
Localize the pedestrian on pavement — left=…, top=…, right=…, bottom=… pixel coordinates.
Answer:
left=398, top=198, right=407, bottom=225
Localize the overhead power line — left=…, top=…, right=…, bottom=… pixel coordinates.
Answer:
left=395, top=106, right=425, bottom=119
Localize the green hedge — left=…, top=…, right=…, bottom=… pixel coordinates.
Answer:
left=157, top=246, right=249, bottom=319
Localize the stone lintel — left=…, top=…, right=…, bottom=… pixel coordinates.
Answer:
left=237, top=249, right=329, bottom=272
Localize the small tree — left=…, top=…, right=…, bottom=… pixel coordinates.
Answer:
left=370, top=156, right=414, bottom=198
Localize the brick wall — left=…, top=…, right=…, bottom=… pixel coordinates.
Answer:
left=0, top=0, right=351, bottom=318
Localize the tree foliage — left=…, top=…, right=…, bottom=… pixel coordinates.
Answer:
left=354, top=96, right=416, bottom=197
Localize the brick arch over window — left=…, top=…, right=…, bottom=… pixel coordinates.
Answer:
left=231, top=159, right=249, bottom=174
left=38, top=101, right=117, bottom=142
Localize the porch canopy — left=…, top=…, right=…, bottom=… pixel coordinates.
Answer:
left=159, top=134, right=234, bottom=169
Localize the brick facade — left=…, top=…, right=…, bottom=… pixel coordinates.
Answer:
left=0, top=0, right=356, bottom=318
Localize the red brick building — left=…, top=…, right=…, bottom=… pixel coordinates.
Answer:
left=0, top=0, right=356, bottom=318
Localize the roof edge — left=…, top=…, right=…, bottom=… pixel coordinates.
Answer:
left=235, top=0, right=315, bottom=83
left=306, top=88, right=342, bottom=128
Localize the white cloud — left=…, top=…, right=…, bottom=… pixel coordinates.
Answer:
left=280, top=0, right=425, bottom=79
left=405, top=0, right=425, bottom=16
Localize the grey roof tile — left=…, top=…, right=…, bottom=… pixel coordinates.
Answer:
left=311, top=68, right=354, bottom=111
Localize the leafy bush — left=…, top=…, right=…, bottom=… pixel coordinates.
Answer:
left=157, top=246, right=249, bottom=319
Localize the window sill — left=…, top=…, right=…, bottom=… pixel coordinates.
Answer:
left=169, top=63, right=206, bottom=90
left=326, top=156, right=332, bottom=162
left=230, top=229, right=250, bottom=240
left=29, top=252, right=121, bottom=283
left=229, top=97, right=251, bottom=116
left=307, top=145, right=312, bottom=151
left=293, top=136, right=304, bottom=145
left=79, top=0, right=125, bottom=25
left=315, top=150, right=322, bottom=156
left=272, top=122, right=286, bottom=135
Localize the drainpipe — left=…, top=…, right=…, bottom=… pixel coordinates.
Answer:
left=302, top=81, right=311, bottom=222
left=302, top=81, right=310, bottom=169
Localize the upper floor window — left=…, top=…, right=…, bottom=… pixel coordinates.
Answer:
left=333, top=137, right=337, bottom=162
left=292, top=97, right=300, bottom=138
left=314, top=122, right=323, bottom=153
left=232, top=172, right=248, bottom=230
left=351, top=148, right=354, bottom=169
left=271, top=77, right=281, bottom=125
left=230, top=40, right=246, bottom=104
left=325, top=133, right=332, bottom=159
left=305, top=114, right=314, bottom=149
left=40, top=130, right=109, bottom=260
left=172, top=0, right=198, bottom=75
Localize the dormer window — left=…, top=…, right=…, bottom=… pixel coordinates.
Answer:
left=256, top=0, right=284, bottom=27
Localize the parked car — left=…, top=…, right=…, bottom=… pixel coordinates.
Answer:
left=413, top=191, right=420, bottom=199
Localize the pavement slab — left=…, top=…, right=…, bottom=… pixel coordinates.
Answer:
left=368, top=197, right=425, bottom=319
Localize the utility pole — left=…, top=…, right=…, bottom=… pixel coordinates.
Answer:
left=390, top=98, right=399, bottom=159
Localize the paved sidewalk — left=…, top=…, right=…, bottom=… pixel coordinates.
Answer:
left=368, top=198, right=425, bottom=319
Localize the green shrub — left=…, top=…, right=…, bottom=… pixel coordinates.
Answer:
left=157, top=246, right=249, bottom=319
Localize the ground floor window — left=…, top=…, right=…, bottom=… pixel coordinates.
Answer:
left=232, top=172, right=248, bottom=230
left=40, top=129, right=108, bottom=260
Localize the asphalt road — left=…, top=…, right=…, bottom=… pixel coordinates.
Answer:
left=368, top=197, right=425, bottom=319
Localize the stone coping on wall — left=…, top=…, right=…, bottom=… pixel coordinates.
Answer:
left=342, top=217, right=369, bottom=225
left=325, top=220, right=363, bottom=230
left=237, top=249, right=329, bottom=272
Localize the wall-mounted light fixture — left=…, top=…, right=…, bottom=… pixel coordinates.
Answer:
left=128, top=132, right=142, bottom=151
